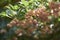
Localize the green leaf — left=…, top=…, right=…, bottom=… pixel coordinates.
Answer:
left=21, top=0, right=29, bottom=6
left=13, top=5, right=19, bottom=10
left=0, top=11, right=6, bottom=17
left=58, top=18, right=60, bottom=21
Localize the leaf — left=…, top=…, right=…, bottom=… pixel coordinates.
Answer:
left=21, top=0, right=29, bottom=6
left=58, top=18, right=60, bottom=21
left=13, top=5, right=19, bottom=10
left=0, top=11, right=6, bottom=17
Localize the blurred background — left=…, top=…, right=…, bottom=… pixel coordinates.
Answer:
left=0, top=0, right=60, bottom=40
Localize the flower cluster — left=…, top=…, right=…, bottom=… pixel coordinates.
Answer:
left=25, top=6, right=50, bottom=22
left=49, top=2, right=60, bottom=17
